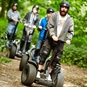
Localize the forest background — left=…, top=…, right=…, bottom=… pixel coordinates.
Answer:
left=0, top=0, right=87, bottom=69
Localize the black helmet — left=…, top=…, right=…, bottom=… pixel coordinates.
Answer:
left=60, top=1, right=70, bottom=9
left=47, top=8, right=54, bottom=13
left=32, top=5, right=39, bottom=11
left=12, top=3, right=18, bottom=7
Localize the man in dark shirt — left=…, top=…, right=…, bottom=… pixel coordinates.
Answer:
left=19, top=5, right=40, bottom=53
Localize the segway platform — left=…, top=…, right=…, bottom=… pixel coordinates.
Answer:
left=16, top=53, right=22, bottom=58
left=35, top=78, right=54, bottom=86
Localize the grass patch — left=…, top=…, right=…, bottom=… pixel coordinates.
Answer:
left=0, top=57, right=12, bottom=63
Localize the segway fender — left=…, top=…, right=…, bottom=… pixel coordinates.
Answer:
left=27, top=60, right=38, bottom=69
left=12, top=43, right=17, bottom=47
left=12, top=40, right=20, bottom=47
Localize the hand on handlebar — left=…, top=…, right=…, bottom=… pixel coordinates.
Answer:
left=65, top=40, right=71, bottom=44
left=24, top=24, right=36, bottom=29
left=24, top=23, right=32, bottom=28
left=38, top=26, right=42, bottom=30
left=24, top=23, right=29, bottom=27
left=32, top=25, right=36, bottom=29
left=19, top=19, right=23, bottom=23
left=52, top=35, right=58, bottom=41
left=13, top=19, right=18, bottom=22
left=11, top=17, right=18, bottom=22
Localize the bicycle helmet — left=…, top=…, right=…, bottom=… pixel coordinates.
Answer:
left=47, top=8, right=54, bottom=13
left=60, top=1, right=70, bottom=9
left=12, top=3, right=18, bottom=7
left=32, top=5, right=39, bottom=11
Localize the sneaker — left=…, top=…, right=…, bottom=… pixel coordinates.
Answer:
left=17, top=50, right=22, bottom=55
left=46, top=74, right=52, bottom=81
left=36, top=71, right=40, bottom=78
left=25, top=51, right=29, bottom=54
left=19, top=50, right=22, bottom=53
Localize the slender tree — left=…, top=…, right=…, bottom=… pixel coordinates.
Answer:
left=0, top=0, right=7, bottom=18
left=7, top=0, right=12, bottom=11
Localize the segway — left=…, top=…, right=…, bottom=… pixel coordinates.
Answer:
left=8, top=37, right=30, bottom=59
left=19, top=23, right=37, bottom=70
left=9, top=21, right=34, bottom=59
left=19, top=39, right=45, bottom=71
left=8, top=39, right=20, bottom=59
left=21, top=42, right=64, bottom=87
left=19, top=45, right=35, bottom=71
left=8, top=20, right=24, bottom=59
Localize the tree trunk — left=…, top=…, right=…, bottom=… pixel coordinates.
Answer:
left=0, top=0, right=19, bottom=18
left=7, top=0, right=12, bottom=11
left=0, top=0, right=7, bottom=18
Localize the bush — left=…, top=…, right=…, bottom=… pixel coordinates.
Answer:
left=0, top=57, right=11, bottom=63
left=72, top=36, right=87, bottom=47
left=31, top=29, right=39, bottom=45
left=61, top=44, right=87, bottom=69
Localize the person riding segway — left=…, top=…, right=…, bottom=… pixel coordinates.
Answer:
left=18, top=5, right=40, bottom=55
left=6, top=3, right=22, bottom=59
left=6, top=3, right=21, bottom=47
left=36, top=1, right=74, bottom=81
left=32, top=8, right=54, bottom=62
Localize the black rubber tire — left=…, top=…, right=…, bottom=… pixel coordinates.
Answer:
left=19, top=54, right=29, bottom=71
left=54, top=73, right=64, bottom=87
left=9, top=45, right=17, bottom=59
left=21, top=63, right=37, bottom=86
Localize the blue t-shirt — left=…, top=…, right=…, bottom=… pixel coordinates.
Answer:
left=38, top=17, right=48, bottom=40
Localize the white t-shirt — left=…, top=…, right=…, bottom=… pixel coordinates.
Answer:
left=29, top=13, right=36, bottom=25
left=57, top=12, right=67, bottom=38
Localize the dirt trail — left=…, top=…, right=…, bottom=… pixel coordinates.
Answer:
left=0, top=57, right=87, bottom=87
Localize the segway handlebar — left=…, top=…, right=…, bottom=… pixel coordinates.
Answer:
left=23, top=23, right=36, bottom=29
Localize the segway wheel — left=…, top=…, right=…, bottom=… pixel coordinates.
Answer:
left=9, top=45, right=17, bottom=59
left=21, top=63, right=36, bottom=86
left=54, top=73, right=64, bottom=87
left=19, top=54, right=29, bottom=71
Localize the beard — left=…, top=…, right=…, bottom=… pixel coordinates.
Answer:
left=60, top=10, right=68, bottom=16
left=12, top=8, right=17, bottom=11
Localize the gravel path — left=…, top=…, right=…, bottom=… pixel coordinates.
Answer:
left=0, top=57, right=87, bottom=87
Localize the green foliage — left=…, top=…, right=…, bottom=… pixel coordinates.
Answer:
left=61, top=44, right=87, bottom=68
left=0, top=18, right=7, bottom=33
left=31, top=29, right=39, bottom=45
left=72, top=36, right=87, bottom=47
left=0, top=18, right=8, bottom=48
left=16, top=23, right=24, bottom=39
left=0, top=57, right=11, bottom=63
left=0, top=0, right=87, bottom=68
left=67, top=0, right=87, bottom=46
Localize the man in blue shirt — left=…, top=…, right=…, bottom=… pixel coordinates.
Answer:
left=32, top=8, right=54, bottom=61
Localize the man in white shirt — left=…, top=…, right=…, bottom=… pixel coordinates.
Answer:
left=36, top=1, right=74, bottom=81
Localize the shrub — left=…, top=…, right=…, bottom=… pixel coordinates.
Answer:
left=61, top=44, right=87, bottom=69
left=72, top=36, right=87, bottom=47
left=0, top=57, right=11, bottom=63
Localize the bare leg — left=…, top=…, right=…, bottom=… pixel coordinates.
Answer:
left=36, top=64, right=43, bottom=78
left=38, top=64, right=43, bottom=71
left=50, top=66, right=53, bottom=73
